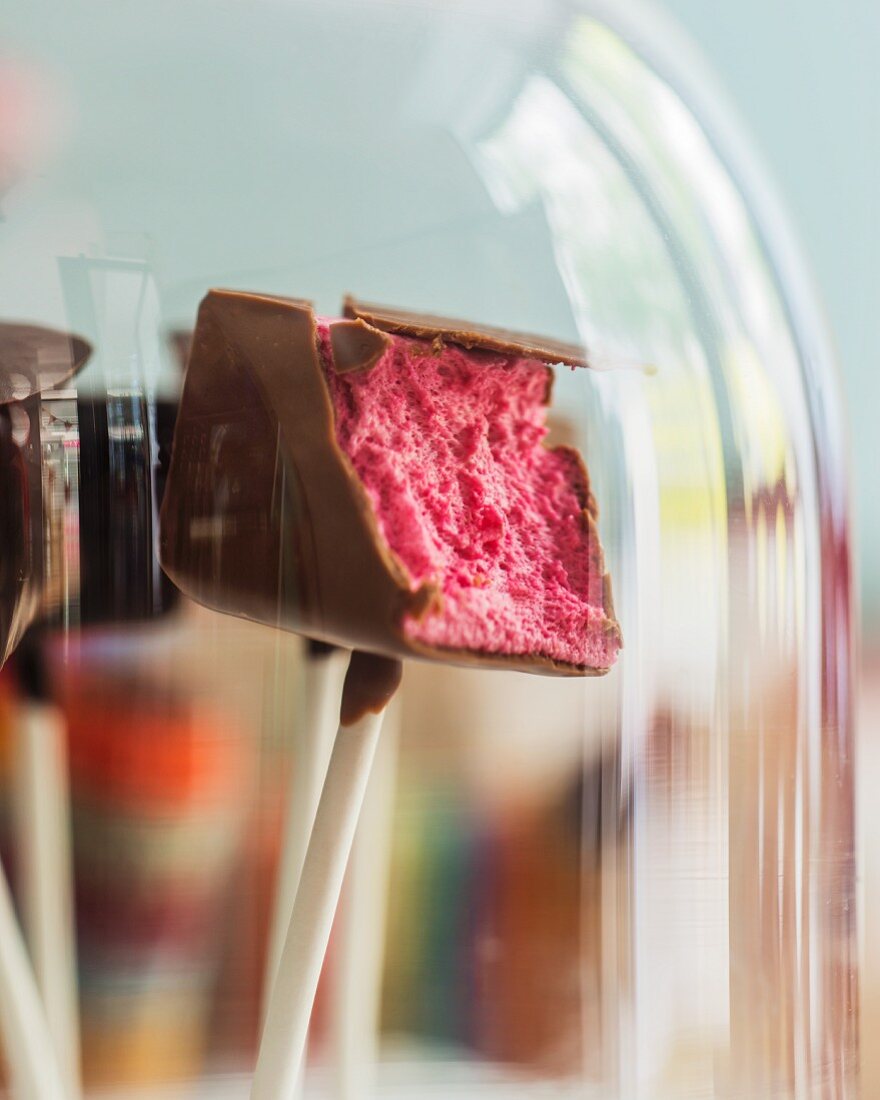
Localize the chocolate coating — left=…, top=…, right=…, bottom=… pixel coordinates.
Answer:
left=0, top=323, right=91, bottom=404
left=160, top=289, right=438, bottom=656
left=339, top=651, right=402, bottom=726
left=159, top=289, right=615, bottom=675
left=0, top=324, right=92, bottom=667
left=342, top=295, right=589, bottom=368
left=329, top=319, right=391, bottom=374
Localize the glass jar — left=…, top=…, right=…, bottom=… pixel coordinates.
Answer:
left=0, top=0, right=856, bottom=1096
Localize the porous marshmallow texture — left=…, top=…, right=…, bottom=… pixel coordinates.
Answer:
left=318, top=323, right=619, bottom=670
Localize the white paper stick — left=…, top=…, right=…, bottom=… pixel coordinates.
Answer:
left=0, top=850, right=69, bottom=1100
left=14, top=702, right=80, bottom=1099
left=331, top=695, right=400, bottom=1099
left=251, top=706, right=387, bottom=1100
left=261, top=647, right=348, bottom=1099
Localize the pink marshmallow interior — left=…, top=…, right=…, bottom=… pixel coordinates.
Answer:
left=318, top=322, right=619, bottom=670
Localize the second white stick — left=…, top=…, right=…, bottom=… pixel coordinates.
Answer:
left=251, top=705, right=387, bottom=1100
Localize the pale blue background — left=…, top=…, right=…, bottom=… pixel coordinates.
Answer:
left=656, top=0, right=880, bottom=630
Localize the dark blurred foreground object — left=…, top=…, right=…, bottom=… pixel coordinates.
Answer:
left=75, top=395, right=179, bottom=625
left=0, top=324, right=90, bottom=666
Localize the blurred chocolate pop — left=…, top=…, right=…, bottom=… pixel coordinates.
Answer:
left=0, top=324, right=90, bottom=666
left=3, top=318, right=180, bottom=1099
left=0, top=322, right=90, bottom=1100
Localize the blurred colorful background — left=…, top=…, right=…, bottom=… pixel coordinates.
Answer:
left=656, top=2, right=880, bottom=1093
